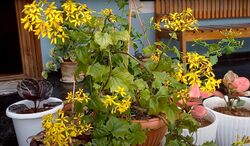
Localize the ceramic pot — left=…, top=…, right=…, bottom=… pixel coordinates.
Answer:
left=60, top=62, right=77, bottom=83
left=182, top=109, right=218, bottom=145
left=203, top=96, right=250, bottom=146
left=6, top=97, right=63, bottom=146
left=133, top=117, right=167, bottom=146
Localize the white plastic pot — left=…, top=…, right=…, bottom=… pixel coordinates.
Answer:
left=182, top=109, right=218, bottom=145
left=203, top=96, right=250, bottom=146
left=160, top=109, right=217, bottom=146
left=6, top=97, right=63, bottom=146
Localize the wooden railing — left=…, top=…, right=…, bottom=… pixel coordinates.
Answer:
left=155, top=0, right=250, bottom=20
left=155, top=0, right=250, bottom=61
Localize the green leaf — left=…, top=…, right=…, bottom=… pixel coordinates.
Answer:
left=166, top=75, right=186, bottom=90
left=76, top=46, right=89, bottom=64
left=87, top=63, right=109, bottom=82
left=169, top=32, right=177, bottom=40
left=106, top=116, right=130, bottom=138
left=112, top=139, right=130, bottom=146
left=107, top=67, right=134, bottom=92
left=142, top=46, right=154, bottom=56
left=152, top=72, right=168, bottom=88
left=134, top=79, right=148, bottom=90
left=236, top=99, right=246, bottom=107
left=41, top=71, right=48, bottom=79
left=173, top=46, right=180, bottom=59
left=149, top=98, right=159, bottom=114
left=114, top=0, right=128, bottom=10
left=139, top=89, right=150, bottom=108
left=92, top=137, right=109, bottom=146
left=110, top=30, right=129, bottom=44
left=209, top=55, right=218, bottom=66
left=202, top=141, right=218, bottom=146
left=155, top=86, right=169, bottom=97
left=92, top=124, right=110, bottom=138
left=94, top=32, right=113, bottom=50
left=165, top=104, right=179, bottom=124
left=128, top=123, right=146, bottom=146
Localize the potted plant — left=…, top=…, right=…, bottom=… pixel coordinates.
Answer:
left=204, top=70, right=250, bottom=146
left=21, top=0, right=93, bottom=82
left=177, top=53, right=221, bottom=145
left=27, top=5, right=238, bottom=146
left=25, top=3, right=201, bottom=146
left=5, top=78, right=63, bottom=146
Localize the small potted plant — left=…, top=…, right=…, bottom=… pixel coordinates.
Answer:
left=5, top=78, right=63, bottom=146
left=204, top=70, right=250, bottom=146
left=160, top=52, right=220, bottom=145
left=21, top=1, right=93, bottom=82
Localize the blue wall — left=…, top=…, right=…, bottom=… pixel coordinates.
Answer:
left=40, top=1, right=250, bottom=66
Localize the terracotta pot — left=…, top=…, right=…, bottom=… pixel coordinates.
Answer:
left=60, top=62, right=77, bottom=83
left=133, top=118, right=167, bottom=146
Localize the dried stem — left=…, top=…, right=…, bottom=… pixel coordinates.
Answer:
left=132, top=0, right=151, bottom=46
left=128, top=0, right=133, bottom=53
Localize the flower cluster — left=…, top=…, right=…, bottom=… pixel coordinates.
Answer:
left=103, top=86, right=131, bottom=114
left=66, top=88, right=90, bottom=104
left=21, top=0, right=92, bottom=44
left=62, top=1, right=92, bottom=27
left=99, top=8, right=116, bottom=22
left=176, top=52, right=221, bottom=93
left=150, top=48, right=161, bottom=63
left=221, top=28, right=242, bottom=39
left=155, top=8, right=198, bottom=32
left=176, top=52, right=221, bottom=118
left=42, top=111, right=92, bottom=146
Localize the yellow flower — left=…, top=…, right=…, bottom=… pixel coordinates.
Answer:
left=221, top=29, right=242, bottom=39
left=115, top=86, right=126, bottom=97
left=100, top=8, right=113, bottom=16
left=160, top=8, right=198, bottom=32
left=154, top=22, right=161, bottom=32
left=65, top=91, right=74, bottom=103
left=42, top=111, right=91, bottom=146
left=103, top=95, right=117, bottom=108
left=150, top=54, right=160, bottom=63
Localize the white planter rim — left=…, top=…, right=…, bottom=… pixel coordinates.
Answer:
left=204, top=96, right=250, bottom=119
left=6, top=97, right=63, bottom=120
left=183, top=109, right=217, bottom=132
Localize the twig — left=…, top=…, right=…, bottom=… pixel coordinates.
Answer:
left=72, top=79, right=76, bottom=113
left=128, top=0, right=133, bottom=53
left=132, top=0, right=151, bottom=46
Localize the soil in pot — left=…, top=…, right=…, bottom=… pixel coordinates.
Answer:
left=195, top=117, right=212, bottom=128
left=213, top=107, right=250, bottom=117
left=8, top=102, right=62, bottom=114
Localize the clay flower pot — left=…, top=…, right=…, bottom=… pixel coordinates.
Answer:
left=133, top=117, right=167, bottom=146
left=204, top=96, right=250, bottom=146
left=60, top=62, right=77, bottom=83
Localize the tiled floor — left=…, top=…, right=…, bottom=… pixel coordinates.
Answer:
left=0, top=52, right=250, bottom=146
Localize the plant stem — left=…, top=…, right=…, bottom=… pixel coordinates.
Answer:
left=154, top=37, right=173, bottom=70
left=72, top=80, right=76, bottom=113
left=127, top=0, right=132, bottom=53
left=132, top=0, right=151, bottom=46
left=113, top=51, right=142, bottom=64
left=34, top=101, right=37, bottom=113
left=101, top=51, right=112, bottom=91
